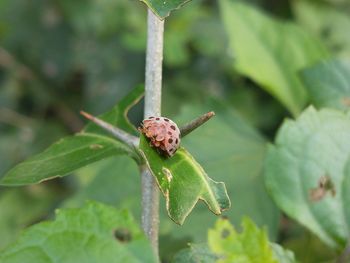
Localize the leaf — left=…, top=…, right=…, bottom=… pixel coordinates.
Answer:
left=271, top=244, right=297, bottom=263
left=140, top=0, right=192, bottom=19
left=173, top=218, right=296, bottom=263
left=139, top=135, right=230, bottom=225
left=0, top=134, right=132, bottom=186
left=0, top=121, right=66, bottom=177
left=84, top=84, right=144, bottom=136
left=219, top=0, right=329, bottom=116
left=265, top=106, right=350, bottom=248
left=300, top=59, right=350, bottom=110
left=208, top=218, right=289, bottom=263
left=169, top=101, right=279, bottom=240
left=63, top=156, right=141, bottom=214
left=0, top=85, right=143, bottom=186
left=0, top=187, right=58, bottom=249
left=172, top=244, right=218, bottom=263
left=62, top=101, right=278, bottom=251
left=0, top=201, right=157, bottom=263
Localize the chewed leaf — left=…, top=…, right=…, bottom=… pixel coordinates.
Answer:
left=208, top=217, right=296, bottom=263
left=0, top=201, right=157, bottom=263
left=265, top=106, right=350, bottom=248
left=139, top=135, right=230, bottom=224
left=173, top=218, right=296, bottom=263
left=173, top=101, right=279, bottom=239
left=309, top=176, right=336, bottom=202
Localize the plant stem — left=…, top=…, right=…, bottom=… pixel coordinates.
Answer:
left=141, top=9, right=164, bottom=258
left=80, top=111, right=139, bottom=147
left=180, top=111, right=215, bottom=137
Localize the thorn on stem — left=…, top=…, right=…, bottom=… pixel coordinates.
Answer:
left=80, top=110, right=139, bottom=147
left=80, top=111, right=94, bottom=121
left=180, top=111, right=215, bottom=137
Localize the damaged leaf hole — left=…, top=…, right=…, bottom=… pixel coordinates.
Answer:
left=89, top=144, right=104, bottom=150
left=114, top=228, right=132, bottom=243
left=221, top=228, right=230, bottom=239
left=309, top=175, right=336, bottom=202
left=162, top=167, right=173, bottom=183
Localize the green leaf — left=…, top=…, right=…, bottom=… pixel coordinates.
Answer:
left=0, top=121, right=66, bottom=176
left=140, top=0, right=192, bottom=19
left=0, top=85, right=143, bottom=186
left=265, top=106, right=350, bottom=248
left=84, top=84, right=144, bottom=136
left=300, top=59, right=350, bottom=110
left=0, top=134, right=132, bottom=186
left=139, top=135, right=230, bottom=225
left=63, top=156, right=141, bottom=214
left=173, top=218, right=296, bottom=263
left=172, top=244, right=218, bottom=263
left=271, top=244, right=297, bottom=263
left=0, top=201, right=156, bottom=263
left=61, top=102, right=278, bottom=251
left=0, top=187, right=58, bottom=249
left=208, top=218, right=282, bottom=263
left=169, top=102, right=279, bottom=240
left=219, top=0, right=329, bottom=116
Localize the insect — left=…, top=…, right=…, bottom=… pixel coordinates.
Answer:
left=139, top=116, right=181, bottom=157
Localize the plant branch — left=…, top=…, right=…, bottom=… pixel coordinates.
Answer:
left=80, top=111, right=139, bottom=148
left=180, top=111, right=215, bottom=137
left=141, top=9, right=164, bottom=259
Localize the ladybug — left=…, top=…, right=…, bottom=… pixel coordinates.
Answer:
left=139, top=116, right=181, bottom=157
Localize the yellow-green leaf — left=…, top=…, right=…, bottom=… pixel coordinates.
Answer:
left=208, top=218, right=278, bottom=263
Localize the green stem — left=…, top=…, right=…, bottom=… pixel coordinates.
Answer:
left=141, top=9, right=164, bottom=259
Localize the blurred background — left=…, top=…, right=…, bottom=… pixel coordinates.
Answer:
left=0, top=0, right=349, bottom=262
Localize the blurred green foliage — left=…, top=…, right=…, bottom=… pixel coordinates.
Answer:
left=0, top=0, right=349, bottom=262
left=0, top=201, right=157, bottom=263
